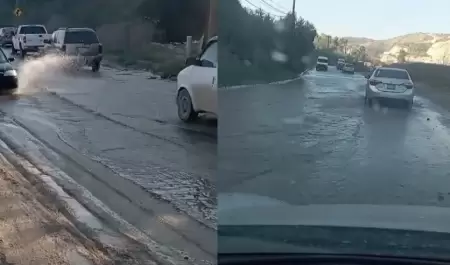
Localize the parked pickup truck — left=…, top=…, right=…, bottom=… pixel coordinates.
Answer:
left=12, top=24, right=50, bottom=58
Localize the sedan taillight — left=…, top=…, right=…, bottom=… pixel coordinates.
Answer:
left=98, top=44, right=103, bottom=54
left=23, top=36, right=26, bottom=43
left=405, top=84, right=413, bottom=89
left=369, top=80, right=381, bottom=86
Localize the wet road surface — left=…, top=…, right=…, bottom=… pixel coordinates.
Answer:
left=0, top=48, right=216, bottom=264
left=220, top=66, right=450, bottom=207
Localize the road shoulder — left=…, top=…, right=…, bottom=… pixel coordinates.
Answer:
left=0, top=151, right=114, bottom=265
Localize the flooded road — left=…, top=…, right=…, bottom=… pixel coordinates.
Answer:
left=0, top=49, right=216, bottom=264
left=220, top=66, right=450, bottom=207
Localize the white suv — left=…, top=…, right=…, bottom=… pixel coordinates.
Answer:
left=316, top=56, right=328, bottom=71
left=176, top=36, right=217, bottom=122
left=43, top=27, right=103, bottom=72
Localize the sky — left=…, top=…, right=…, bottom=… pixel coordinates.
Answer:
left=239, top=0, right=450, bottom=39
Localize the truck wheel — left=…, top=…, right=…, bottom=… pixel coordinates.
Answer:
left=177, top=88, right=198, bottom=122
left=19, top=44, right=26, bottom=59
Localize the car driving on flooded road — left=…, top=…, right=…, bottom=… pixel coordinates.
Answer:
left=365, top=67, right=414, bottom=108
left=176, top=36, right=218, bottom=122
left=316, top=56, right=328, bottom=71
left=0, top=48, right=17, bottom=93
left=43, top=27, right=103, bottom=72
left=342, top=63, right=355, bottom=74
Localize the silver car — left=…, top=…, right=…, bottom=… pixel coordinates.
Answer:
left=342, top=63, right=354, bottom=74
left=365, top=67, right=414, bottom=108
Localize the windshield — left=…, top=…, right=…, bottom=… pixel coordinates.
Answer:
left=19, top=26, right=46, bottom=34
left=375, top=69, right=410, bottom=79
left=64, top=30, right=99, bottom=44
left=220, top=0, right=450, bottom=261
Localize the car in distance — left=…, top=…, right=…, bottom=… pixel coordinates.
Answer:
left=337, top=58, right=345, bottom=70
left=0, top=27, right=15, bottom=47
left=342, top=63, right=355, bottom=74
left=365, top=67, right=414, bottom=108
left=12, top=24, right=50, bottom=58
left=176, top=36, right=217, bottom=122
left=0, top=48, right=17, bottom=94
left=316, top=56, right=328, bottom=71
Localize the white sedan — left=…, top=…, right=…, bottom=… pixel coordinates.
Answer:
left=176, top=36, right=217, bottom=122
left=365, top=67, right=414, bottom=108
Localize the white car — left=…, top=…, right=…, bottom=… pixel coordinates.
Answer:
left=342, top=63, right=354, bottom=74
left=176, top=36, right=217, bottom=122
left=365, top=67, right=414, bottom=108
left=337, top=58, right=345, bottom=70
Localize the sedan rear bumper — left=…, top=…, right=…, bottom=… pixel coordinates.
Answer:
left=366, top=84, right=414, bottom=101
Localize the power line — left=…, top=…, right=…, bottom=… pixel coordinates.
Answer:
left=241, top=0, right=284, bottom=17
left=241, top=0, right=260, bottom=10
left=259, top=0, right=288, bottom=15
left=267, top=0, right=288, bottom=12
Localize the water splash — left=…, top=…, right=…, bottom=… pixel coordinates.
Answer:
left=17, top=54, right=68, bottom=94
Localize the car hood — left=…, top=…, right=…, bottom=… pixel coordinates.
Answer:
left=0, top=62, right=13, bottom=71
left=219, top=192, right=450, bottom=234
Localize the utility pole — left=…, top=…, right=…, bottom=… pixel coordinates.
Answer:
left=207, top=0, right=217, bottom=39
left=291, top=0, right=296, bottom=31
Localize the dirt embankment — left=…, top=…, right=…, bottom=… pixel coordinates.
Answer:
left=96, top=21, right=200, bottom=78
left=0, top=151, right=154, bottom=265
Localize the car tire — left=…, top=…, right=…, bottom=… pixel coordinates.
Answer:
left=406, top=100, right=413, bottom=109
left=91, top=62, right=100, bottom=72
left=177, top=88, right=198, bottom=122
left=11, top=46, right=17, bottom=55
left=365, top=95, right=372, bottom=106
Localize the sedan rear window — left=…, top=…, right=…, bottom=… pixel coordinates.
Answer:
left=345, top=64, right=354, bottom=67
left=64, top=31, right=99, bottom=44
left=375, top=69, right=410, bottom=80
left=19, top=26, right=47, bottom=34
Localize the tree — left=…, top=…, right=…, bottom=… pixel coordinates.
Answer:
left=220, top=0, right=317, bottom=85
left=136, top=0, right=208, bottom=42
left=333, top=37, right=339, bottom=50
left=351, top=45, right=367, bottom=61
left=397, top=49, right=407, bottom=63
left=340, top=38, right=348, bottom=54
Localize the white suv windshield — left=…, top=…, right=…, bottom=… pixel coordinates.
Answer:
left=64, top=30, right=99, bottom=44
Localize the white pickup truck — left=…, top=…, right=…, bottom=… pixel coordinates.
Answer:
left=12, top=24, right=50, bottom=58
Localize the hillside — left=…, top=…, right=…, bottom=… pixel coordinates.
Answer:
left=343, top=33, right=450, bottom=64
